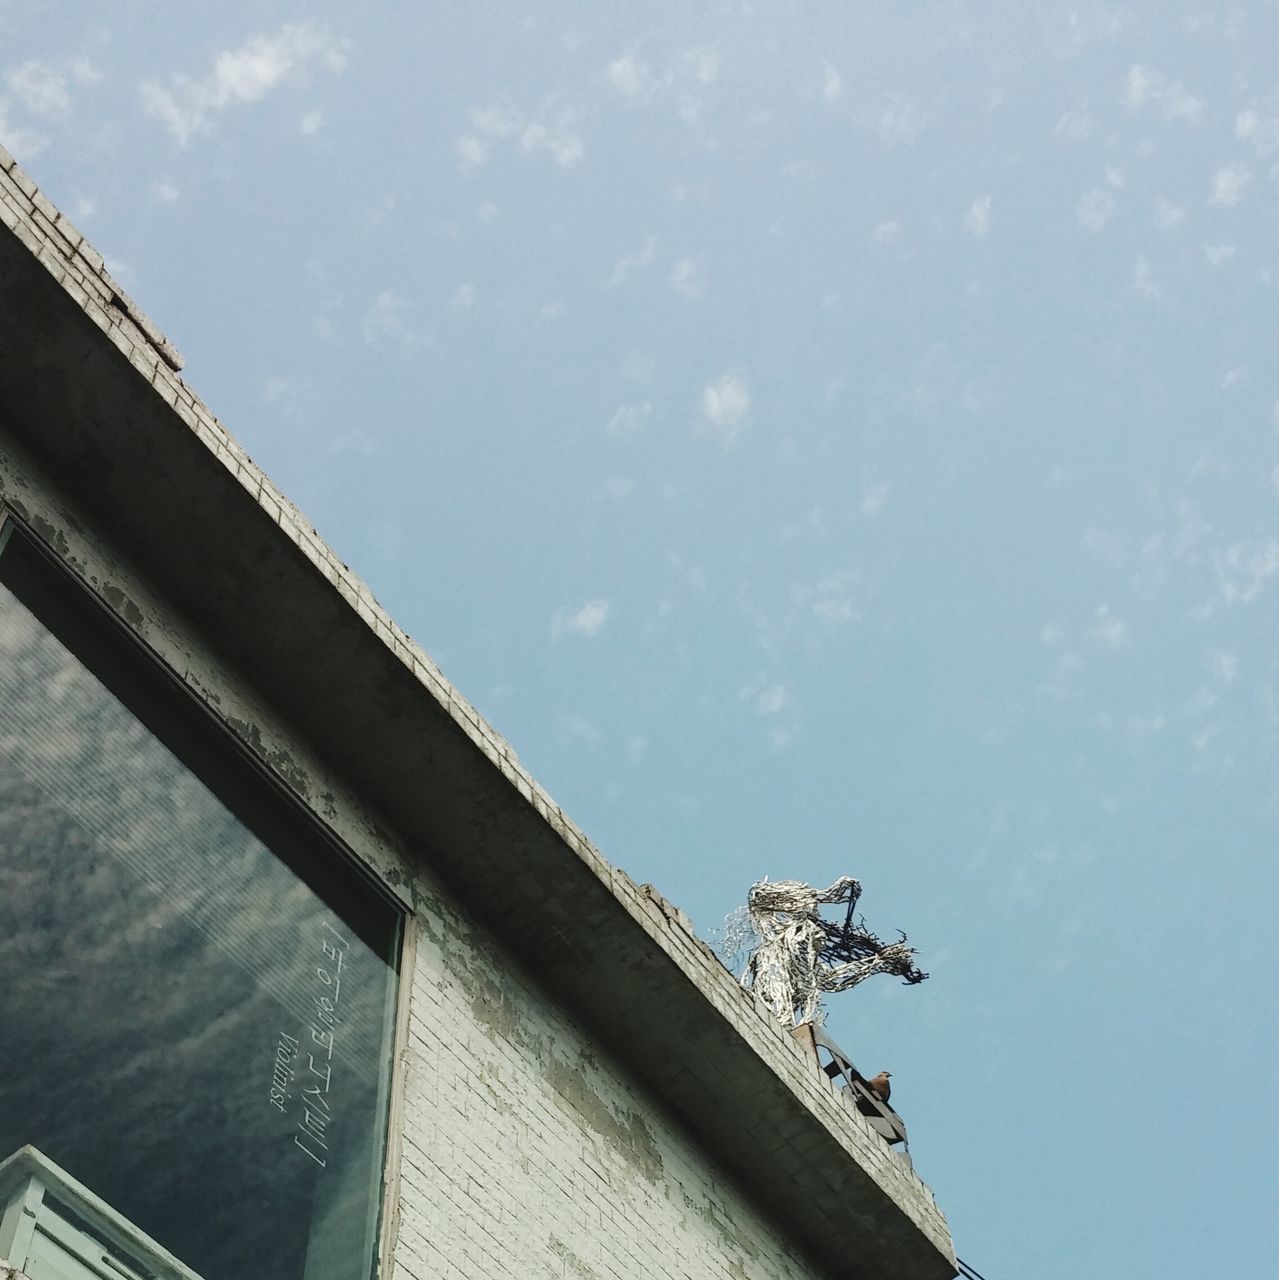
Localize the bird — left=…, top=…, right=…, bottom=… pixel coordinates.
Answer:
left=866, top=1070, right=892, bottom=1104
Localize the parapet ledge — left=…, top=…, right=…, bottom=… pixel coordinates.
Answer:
left=0, top=142, right=183, bottom=373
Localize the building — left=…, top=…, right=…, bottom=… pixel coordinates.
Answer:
left=0, top=143, right=958, bottom=1280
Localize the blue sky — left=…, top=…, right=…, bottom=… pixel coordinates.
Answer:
left=3, top=3, right=1277, bottom=1275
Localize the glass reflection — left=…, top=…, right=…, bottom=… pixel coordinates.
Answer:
left=0, top=530, right=399, bottom=1280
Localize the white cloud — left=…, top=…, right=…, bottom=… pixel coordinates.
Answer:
left=699, top=373, right=750, bottom=442
left=1209, top=166, right=1250, bottom=207
left=737, top=677, right=797, bottom=749
left=1077, top=186, right=1115, bottom=231
left=1152, top=196, right=1185, bottom=230
left=1090, top=605, right=1128, bottom=648
left=609, top=234, right=656, bottom=285
left=300, top=109, right=323, bottom=135
left=472, top=105, right=520, bottom=137
left=1235, top=105, right=1279, bottom=156
left=965, top=195, right=992, bottom=236
left=1126, top=64, right=1202, bottom=123
left=754, top=684, right=789, bottom=716
left=1133, top=255, right=1159, bottom=298
left=873, top=220, right=901, bottom=245
left=823, top=62, right=844, bottom=103
left=451, top=282, right=477, bottom=310
left=807, top=570, right=858, bottom=624
left=606, top=402, right=651, bottom=436
left=461, top=103, right=582, bottom=168
left=607, top=54, right=651, bottom=96
left=684, top=48, right=719, bottom=85
left=361, top=290, right=428, bottom=346
left=551, top=599, right=611, bottom=639
left=141, top=24, right=347, bottom=144
left=1204, top=242, right=1236, bottom=266
left=860, top=483, right=890, bottom=516
left=457, top=135, right=487, bottom=166
left=877, top=95, right=925, bottom=147
left=520, top=121, right=583, bottom=167
left=558, top=713, right=601, bottom=744
left=1053, top=107, right=1093, bottom=143
left=151, top=178, right=179, bottom=203
left=668, top=256, right=705, bottom=300
left=7, top=61, right=71, bottom=116
left=813, top=596, right=853, bottom=623
left=0, top=107, right=47, bottom=158
left=1220, top=364, right=1245, bottom=390
left=1217, top=541, right=1279, bottom=604
left=1210, top=650, right=1237, bottom=683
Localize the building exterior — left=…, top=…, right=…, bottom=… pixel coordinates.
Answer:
left=0, top=144, right=958, bottom=1280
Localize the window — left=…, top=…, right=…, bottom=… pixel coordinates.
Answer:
left=0, top=519, right=401, bottom=1280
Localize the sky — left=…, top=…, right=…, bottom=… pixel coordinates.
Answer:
left=2, top=2, right=1278, bottom=1276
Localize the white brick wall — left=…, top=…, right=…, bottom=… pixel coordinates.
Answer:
left=394, top=877, right=822, bottom=1280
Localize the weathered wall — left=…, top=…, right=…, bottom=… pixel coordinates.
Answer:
left=397, top=881, right=822, bottom=1280
left=0, top=435, right=822, bottom=1280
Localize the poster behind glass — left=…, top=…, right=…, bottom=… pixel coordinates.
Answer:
left=0, top=527, right=401, bottom=1280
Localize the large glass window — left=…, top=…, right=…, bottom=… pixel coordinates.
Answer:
left=0, top=521, right=401, bottom=1280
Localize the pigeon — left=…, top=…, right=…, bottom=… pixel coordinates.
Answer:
left=866, top=1070, right=892, bottom=1104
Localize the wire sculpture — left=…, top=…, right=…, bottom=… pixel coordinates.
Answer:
left=725, top=876, right=928, bottom=1027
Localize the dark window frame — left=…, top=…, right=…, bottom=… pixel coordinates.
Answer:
left=0, top=503, right=410, bottom=1280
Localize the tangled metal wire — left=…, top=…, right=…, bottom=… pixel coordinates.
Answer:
left=725, top=876, right=928, bottom=1027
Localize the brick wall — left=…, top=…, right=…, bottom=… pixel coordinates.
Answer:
left=395, top=875, right=822, bottom=1280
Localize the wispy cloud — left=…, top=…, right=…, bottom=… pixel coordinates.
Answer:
left=607, top=54, right=653, bottom=96
left=683, top=48, right=720, bottom=86
left=822, top=62, right=844, bottom=103
left=141, top=24, right=347, bottom=145
left=6, top=59, right=96, bottom=116
left=1077, top=186, right=1116, bottom=231
left=1208, top=166, right=1250, bottom=207
left=609, top=234, right=656, bottom=285
left=965, top=195, right=992, bottom=237
left=361, top=290, right=430, bottom=347
left=1152, top=196, right=1185, bottom=230
left=669, top=256, right=706, bottom=300
left=1088, top=605, right=1128, bottom=649
left=1126, top=64, right=1202, bottom=124
left=699, top=373, right=750, bottom=442
left=1053, top=106, right=1093, bottom=143
left=1133, top=255, right=1159, bottom=298
left=521, top=120, right=584, bottom=167
left=551, top=599, right=611, bottom=639
left=606, top=402, right=651, bottom=436
left=875, top=94, right=926, bottom=147
left=458, top=102, right=583, bottom=169
left=557, top=712, right=601, bottom=744
left=1216, top=541, right=1279, bottom=604
left=1, top=56, right=99, bottom=154
left=1235, top=103, right=1279, bottom=156
left=738, top=677, right=797, bottom=749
